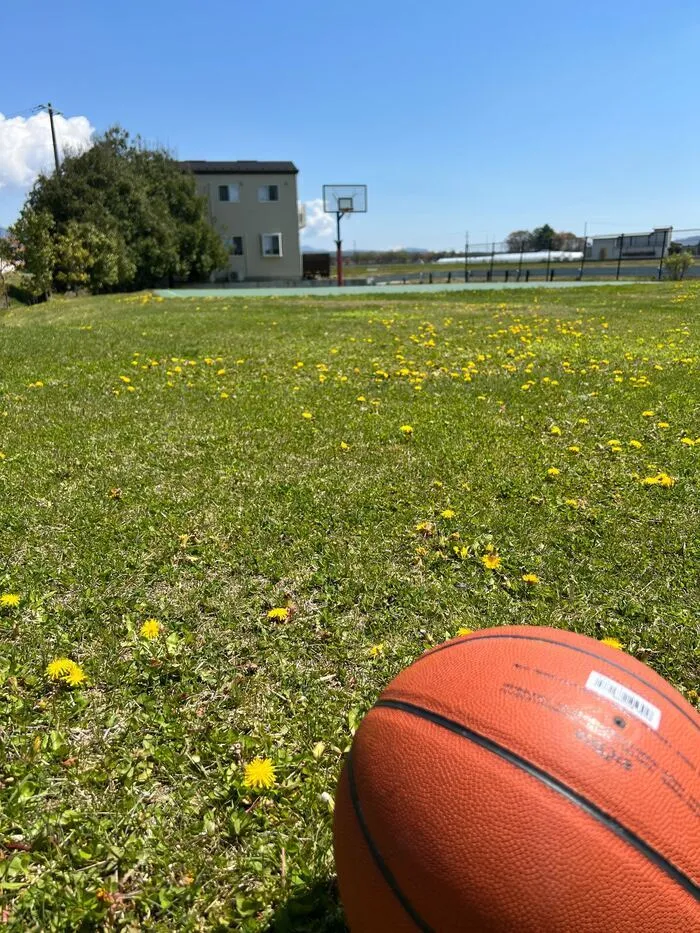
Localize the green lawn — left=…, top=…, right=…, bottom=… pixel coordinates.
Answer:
left=1, top=284, right=698, bottom=930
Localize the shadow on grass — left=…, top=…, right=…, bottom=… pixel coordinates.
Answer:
left=265, top=878, right=347, bottom=933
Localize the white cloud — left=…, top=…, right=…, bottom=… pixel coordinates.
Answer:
left=0, top=111, right=94, bottom=190
left=301, top=198, right=334, bottom=241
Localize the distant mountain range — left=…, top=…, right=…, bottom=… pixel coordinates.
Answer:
left=676, top=234, right=700, bottom=246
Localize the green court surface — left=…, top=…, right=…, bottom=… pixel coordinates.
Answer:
left=156, top=279, right=654, bottom=299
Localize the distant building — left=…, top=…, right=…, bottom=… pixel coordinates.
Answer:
left=586, top=228, right=672, bottom=261
left=179, top=160, right=303, bottom=282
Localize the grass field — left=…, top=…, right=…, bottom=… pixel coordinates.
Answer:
left=1, top=284, right=699, bottom=930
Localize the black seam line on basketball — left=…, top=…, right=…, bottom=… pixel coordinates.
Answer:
left=375, top=699, right=700, bottom=903
left=347, top=752, right=434, bottom=933
left=416, top=633, right=699, bottom=735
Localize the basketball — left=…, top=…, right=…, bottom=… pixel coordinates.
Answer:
left=334, top=626, right=700, bottom=932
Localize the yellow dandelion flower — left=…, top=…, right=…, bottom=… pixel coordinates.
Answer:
left=657, top=422, right=670, bottom=429
left=356, top=395, right=366, bottom=402
left=567, top=445, right=580, bottom=453
left=216, top=368, right=226, bottom=376
left=140, top=618, right=161, bottom=640
left=578, top=418, right=589, bottom=424
left=550, top=426, right=562, bottom=436
left=340, top=441, right=350, bottom=450
left=400, top=425, right=414, bottom=435
left=440, top=509, right=456, bottom=519
left=628, top=440, right=642, bottom=449
left=64, top=665, right=87, bottom=687
left=546, top=467, right=560, bottom=478
left=119, top=375, right=131, bottom=384
left=453, top=545, right=469, bottom=559
left=641, top=410, right=654, bottom=417
left=600, top=637, right=622, bottom=650
left=415, top=520, right=436, bottom=535
left=522, top=573, right=540, bottom=584
left=46, top=658, right=75, bottom=680
left=243, top=758, right=276, bottom=791
left=368, top=643, right=385, bottom=658
left=680, top=437, right=695, bottom=446
left=0, top=593, right=20, bottom=608
left=0, top=451, right=5, bottom=460
left=642, top=472, right=675, bottom=488
left=481, top=553, right=502, bottom=570
left=220, top=392, right=229, bottom=399
left=302, top=411, right=313, bottom=420
left=267, top=607, right=289, bottom=621
left=456, top=627, right=473, bottom=637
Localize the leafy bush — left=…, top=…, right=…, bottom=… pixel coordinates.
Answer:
left=664, top=251, right=693, bottom=280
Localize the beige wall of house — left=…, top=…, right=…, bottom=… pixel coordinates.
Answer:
left=184, top=164, right=302, bottom=282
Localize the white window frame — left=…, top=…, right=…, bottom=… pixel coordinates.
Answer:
left=218, top=183, right=240, bottom=202
left=258, top=184, right=279, bottom=202
left=261, top=233, right=283, bottom=257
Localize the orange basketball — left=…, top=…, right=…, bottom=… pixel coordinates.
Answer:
left=334, top=626, right=700, bottom=932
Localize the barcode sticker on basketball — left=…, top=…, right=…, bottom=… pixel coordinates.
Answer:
left=585, top=671, right=661, bottom=729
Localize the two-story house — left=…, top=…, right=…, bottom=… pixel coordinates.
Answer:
left=179, top=160, right=302, bottom=282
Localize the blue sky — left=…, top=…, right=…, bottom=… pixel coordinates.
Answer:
left=2, top=0, right=700, bottom=249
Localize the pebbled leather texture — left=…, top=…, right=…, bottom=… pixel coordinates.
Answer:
left=334, top=626, right=700, bottom=932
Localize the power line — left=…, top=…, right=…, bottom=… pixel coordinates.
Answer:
left=2, top=104, right=44, bottom=120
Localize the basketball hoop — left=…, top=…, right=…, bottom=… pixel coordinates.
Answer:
left=322, top=185, right=368, bottom=286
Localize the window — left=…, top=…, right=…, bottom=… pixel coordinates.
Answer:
left=228, top=236, right=244, bottom=255
left=218, top=184, right=240, bottom=202
left=258, top=184, right=279, bottom=202
left=261, top=233, right=282, bottom=257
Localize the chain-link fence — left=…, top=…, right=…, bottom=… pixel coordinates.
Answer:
left=361, top=228, right=700, bottom=286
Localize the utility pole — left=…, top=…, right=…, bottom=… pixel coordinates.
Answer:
left=38, top=103, right=61, bottom=174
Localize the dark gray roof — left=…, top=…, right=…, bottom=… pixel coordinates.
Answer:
left=179, top=160, right=298, bottom=175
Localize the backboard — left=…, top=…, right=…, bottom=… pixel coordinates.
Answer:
left=323, top=185, right=368, bottom=214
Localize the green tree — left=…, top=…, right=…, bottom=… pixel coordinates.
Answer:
left=18, top=127, right=227, bottom=293
left=530, top=224, right=557, bottom=251
left=54, top=221, right=91, bottom=291
left=0, top=236, right=11, bottom=308
left=11, top=209, right=55, bottom=300
left=54, top=221, right=135, bottom=292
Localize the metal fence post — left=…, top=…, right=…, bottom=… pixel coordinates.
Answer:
left=489, top=241, right=495, bottom=281
left=545, top=238, right=552, bottom=282
left=616, top=234, right=623, bottom=280
left=658, top=229, right=668, bottom=280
